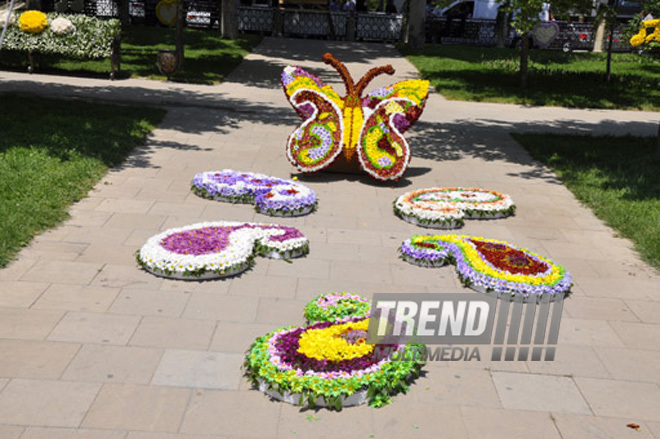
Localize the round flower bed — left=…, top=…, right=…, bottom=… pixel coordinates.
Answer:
left=19, top=10, right=48, bottom=34
left=137, top=221, right=309, bottom=280
left=400, top=234, right=571, bottom=300
left=244, top=316, right=424, bottom=410
left=304, top=292, right=371, bottom=324
left=393, top=188, right=516, bottom=229
left=191, top=170, right=317, bottom=217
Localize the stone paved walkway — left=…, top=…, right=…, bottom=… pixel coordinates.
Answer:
left=0, top=37, right=659, bottom=439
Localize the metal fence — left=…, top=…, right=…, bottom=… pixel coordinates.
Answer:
left=425, top=17, right=631, bottom=52
left=281, top=9, right=348, bottom=38
left=237, top=6, right=273, bottom=33
left=78, top=0, right=632, bottom=51
left=426, top=17, right=496, bottom=45
left=356, top=12, right=401, bottom=41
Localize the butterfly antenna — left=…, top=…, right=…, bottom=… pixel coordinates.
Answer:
left=355, top=65, right=395, bottom=97
left=322, top=53, right=355, bottom=97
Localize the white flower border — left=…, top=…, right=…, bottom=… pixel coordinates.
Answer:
left=258, top=378, right=369, bottom=408
left=394, top=209, right=464, bottom=229
left=137, top=221, right=309, bottom=280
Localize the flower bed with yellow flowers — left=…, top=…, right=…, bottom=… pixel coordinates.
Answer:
left=630, top=18, right=660, bottom=47
left=400, top=234, right=572, bottom=300
left=244, top=314, right=424, bottom=410
left=18, top=10, right=49, bottom=34
left=1, top=12, right=119, bottom=59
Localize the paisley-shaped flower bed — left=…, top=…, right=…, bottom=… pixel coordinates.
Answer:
left=304, top=292, right=371, bottom=324
left=191, top=170, right=317, bottom=217
left=137, top=221, right=308, bottom=280
left=244, top=316, right=424, bottom=410
left=400, top=235, right=571, bottom=300
left=394, top=188, right=516, bottom=229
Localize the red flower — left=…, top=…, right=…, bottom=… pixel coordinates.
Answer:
left=470, top=239, right=548, bottom=276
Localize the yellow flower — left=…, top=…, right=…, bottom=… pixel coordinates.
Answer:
left=631, top=20, right=660, bottom=46
left=297, top=319, right=373, bottom=362
left=414, top=234, right=565, bottom=285
left=630, top=34, right=644, bottom=46
left=19, top=10, right=48, bottom=34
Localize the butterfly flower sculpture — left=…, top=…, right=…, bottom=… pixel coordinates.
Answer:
left=281, top=53, right=430, bottom=182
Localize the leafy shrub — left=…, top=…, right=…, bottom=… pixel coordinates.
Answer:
left=2, top=13, right=120, bottom=58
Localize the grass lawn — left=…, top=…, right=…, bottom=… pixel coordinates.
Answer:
left=0, top=95, right=165, bottom=268
left=513, top=133, right=660, bottom=270
left=0, top=26, right=262, bottom=84
left=401, top=44, right=660, bottom=111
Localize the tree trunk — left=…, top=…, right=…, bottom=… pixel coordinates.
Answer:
left=221, top=0, right=238, bottom=39
left=494, top=6, right=509, bottom=48
left=402, top=0, right=424, bottom=49
left=25, top=0, right=41, bottom=9
left=212, top=0, right=221, bottom=30
left=593, top=18, right=606, bottom=52
left=326, top=10, right=336, bottom=39
left=605, top=20, right=614, bottom=82
left=119, top=0, right=130, bottom=26
left=175, top=0, right=184, bottom=69
left=656, top=121, right=660, bottom=156
left=520, top=31, right=529, bottom=89
left=400, top=0, right=410, bottom=43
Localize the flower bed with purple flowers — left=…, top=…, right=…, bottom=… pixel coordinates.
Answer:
left=191, top=170, right=317, bottom=217
left=244, top=314, right=425, bottom=410
left=400, top=238, right=452, bottom=268
left=137, top=221, right=309, bottom=280
left=400, top=234, right=572, bottom=301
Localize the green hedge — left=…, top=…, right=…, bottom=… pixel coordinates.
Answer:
left=1, top=13, right=120, bottom=59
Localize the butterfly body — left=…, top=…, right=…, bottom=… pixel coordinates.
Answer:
left=282, top=53, right=429, bottom=181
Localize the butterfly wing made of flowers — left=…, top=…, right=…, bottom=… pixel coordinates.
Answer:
left=356, top=79, right=429, bottom=181
left=281, top=66, right=346, bottom=173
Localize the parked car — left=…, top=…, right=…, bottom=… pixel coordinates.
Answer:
left=431, top=0, right=550, bottom=21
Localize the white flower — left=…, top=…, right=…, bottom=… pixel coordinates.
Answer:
left=50, top=16, right=75, bottom=35
left=0, top=11, right=16, bottom=26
